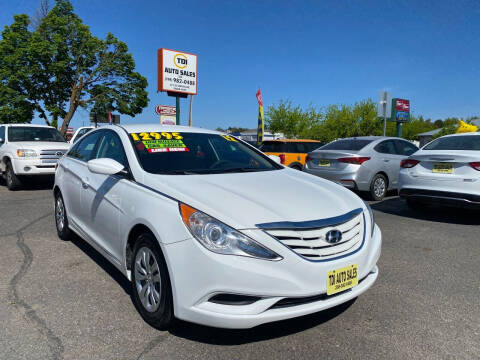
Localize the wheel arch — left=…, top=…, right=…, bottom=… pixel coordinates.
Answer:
left=288, top=161, right=303, bottom=170
left=372, top=171, right=389, bottom=189
left=1, top=155, right=11, bottom=172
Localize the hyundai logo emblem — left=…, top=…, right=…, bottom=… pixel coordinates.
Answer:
left=325, top=230, right=342, bottom=244
left=56, top=151, right=64, bottom=156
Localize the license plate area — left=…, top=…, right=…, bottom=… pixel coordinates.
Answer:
left=318, top=159, right=330, bottom=167
left=327, top=264, right=358, bottom=295
left=432, top=163, right=453, bottom=174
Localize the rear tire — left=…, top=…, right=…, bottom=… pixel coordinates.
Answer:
left=55, top=192, right=72, bottom=240
left=369, top=174, right=387, bottom=201
left=131, top=233, right=174, bottom=330
left=5, top=161, right=22, bottom=191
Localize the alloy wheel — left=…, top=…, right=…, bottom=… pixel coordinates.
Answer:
left=55, top=197, right=65, bottom=232
left=135, top=247, right=162, bottom=312
left=373, top=178, right=386, bottom=198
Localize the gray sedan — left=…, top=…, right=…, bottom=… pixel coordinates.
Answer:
left=304, top=136, right=418, bottom=200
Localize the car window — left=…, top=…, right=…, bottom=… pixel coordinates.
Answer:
left=321, top=139, right=373, bottom=151
left=94, top=131, right=128, bottom=167
left=306, top=142, right=322, bottom=152
left=423, top=135, right=480, bottom=150
left=260, top=142, right=285, bottom=152
left=73, top=128, right=92, bottom=143
left=395, top=140, right=418, bottom=156
left=0, top=126, right=5, bottom=144
left=295, top=143, right=308, bottom=153
left=284, top=143, right=299, bottom=153
left=374, top=140, right=397, bottom=154
left=130, top=131, right=280, bottom=174
left=68, top=131, right=103, bottom=162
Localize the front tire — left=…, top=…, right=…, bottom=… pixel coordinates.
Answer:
left=369, top=174, right=387, bottom=201
left=131, top=233, right=174, bottom=330
left=55, top=192, right=72, bottom=240
left=6, top=161, right=22, bottom=190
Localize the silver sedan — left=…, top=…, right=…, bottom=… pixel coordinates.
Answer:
left=399, top=132, right=480, bottom=209
left=304, top=136, right=418, bottom=200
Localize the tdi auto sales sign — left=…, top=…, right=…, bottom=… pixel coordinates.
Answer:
left=157, top=48, right=197, bottom=95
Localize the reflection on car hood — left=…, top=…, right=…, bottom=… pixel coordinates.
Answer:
left=144, top=168, right=365, bottom=229
left=8, top=141, right=69, bottom=150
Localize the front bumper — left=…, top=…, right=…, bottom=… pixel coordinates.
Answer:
left=163, top=224, right=382, bottom=329
left=11, top=158, right=57, bottom=175
left=399, top=188, right=480, bottom=209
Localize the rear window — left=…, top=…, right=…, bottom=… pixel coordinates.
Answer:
left=423, top=135, right=480, bottom=151
left=260, top=142, right=285, bottom=152
left=320, top=139, right=373, bottom=151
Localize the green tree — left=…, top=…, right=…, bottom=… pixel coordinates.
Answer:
left=265, top=100, right=322, bottom=138
left=0, top=0, right=148, bottom=133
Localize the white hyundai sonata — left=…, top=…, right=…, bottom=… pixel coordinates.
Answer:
left=53, top=124, right=381, bottom=329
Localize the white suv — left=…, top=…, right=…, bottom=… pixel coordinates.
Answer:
left=0, top=124, right=69, bottom=190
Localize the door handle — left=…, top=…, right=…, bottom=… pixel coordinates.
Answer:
left=384, top=160, right=390, bottom=162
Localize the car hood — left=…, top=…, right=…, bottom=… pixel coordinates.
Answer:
left=143, top=168, right=366, bottom=229
left=8, top=141, right=69, bottom=151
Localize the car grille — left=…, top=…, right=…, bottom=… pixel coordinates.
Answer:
left=260, top=209, right=364, bottom=260
left=40, top=149, right=66, bottom=164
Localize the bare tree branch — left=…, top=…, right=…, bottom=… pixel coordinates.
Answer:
left=30, top=0, right=50, bottom=30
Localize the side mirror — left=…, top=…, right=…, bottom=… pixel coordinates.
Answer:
left=87, top=158, right=125, bottom=175
left=0, top=138, right=4, bottom=144
left=268, top=155, right=281, bottom=164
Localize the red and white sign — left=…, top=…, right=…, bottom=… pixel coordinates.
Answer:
left=158, top=48, right=198, bottom=95
left=66, top=127, right=74, bottom=135
left=155, top=105, right=176, bottom=115
left=395, top=99, right=410, bottom=112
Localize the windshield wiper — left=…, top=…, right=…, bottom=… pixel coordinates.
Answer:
left=158, top=170, right=199, bottom=175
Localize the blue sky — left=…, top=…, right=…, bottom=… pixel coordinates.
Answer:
left=1, top=0, right=480, bottom=130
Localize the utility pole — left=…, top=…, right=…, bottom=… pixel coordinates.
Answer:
left=189, top=95, right=193, bottom=126
left=382, top=92, right=387, bottom=136
left=175, top=96, right=180, bottom=125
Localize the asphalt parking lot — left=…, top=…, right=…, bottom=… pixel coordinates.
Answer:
left=0, top=182, right=479, bottom=360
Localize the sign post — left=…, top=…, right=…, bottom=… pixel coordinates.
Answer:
left=390, top=98, right=410, bottom=138
left=377, top=91, right=392, bottom=137
left=158, top=48, right=198, bottom=126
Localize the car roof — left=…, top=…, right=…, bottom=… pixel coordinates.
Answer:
left=337, top=136, right=398, bottom=141
left=438, top=132, right=480, bottom=138
left=263, top=139, right=322, bottom=143
left=118, top=124, right=221, bottom=135
left=3, top=123, right=54, bottom=128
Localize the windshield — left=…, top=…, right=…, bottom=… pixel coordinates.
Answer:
left=320, top=139, right=373, bottom=151
left=130, top=131, right=281, bottom=174
left=8, top=127, right=66, bottom=142
left=423, top=135, right=480, bottom=151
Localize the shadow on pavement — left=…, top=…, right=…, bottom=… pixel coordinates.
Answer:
left=15, top=176, right=55, bottom=191
left=169, top=298, right=355, bottom=345
left=70, top=233, right=131, bottom=295
left=371, top=196, right=480, bottom=225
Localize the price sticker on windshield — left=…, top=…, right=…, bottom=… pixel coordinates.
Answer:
left=130, top=132, right=188, bottom=153
left=130, top=132, right=183, bottom=141
left=220, top=135, right=238, bottom=142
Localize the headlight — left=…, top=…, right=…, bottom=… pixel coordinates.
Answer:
left=17, top=149, right=37, bottom=157
left=179, top=203, right=282, bottom=261
left=364, top=201, right=375, bottom=237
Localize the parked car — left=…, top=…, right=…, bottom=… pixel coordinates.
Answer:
left=304, top=136, right=419, bottom=200
left=54, top=124, right=381, bottom=329
left=0, top=124, right=69, bottom=190
left=260, top=139, right=323, bottom=170
left=69, top=126, right=94, bottom=144
left=399, top=132, right=480, bottom=209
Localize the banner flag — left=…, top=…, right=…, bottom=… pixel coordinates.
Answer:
left=256, top=89, right=264, bottom=145
left=456, top=120, right=478, bottom=133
